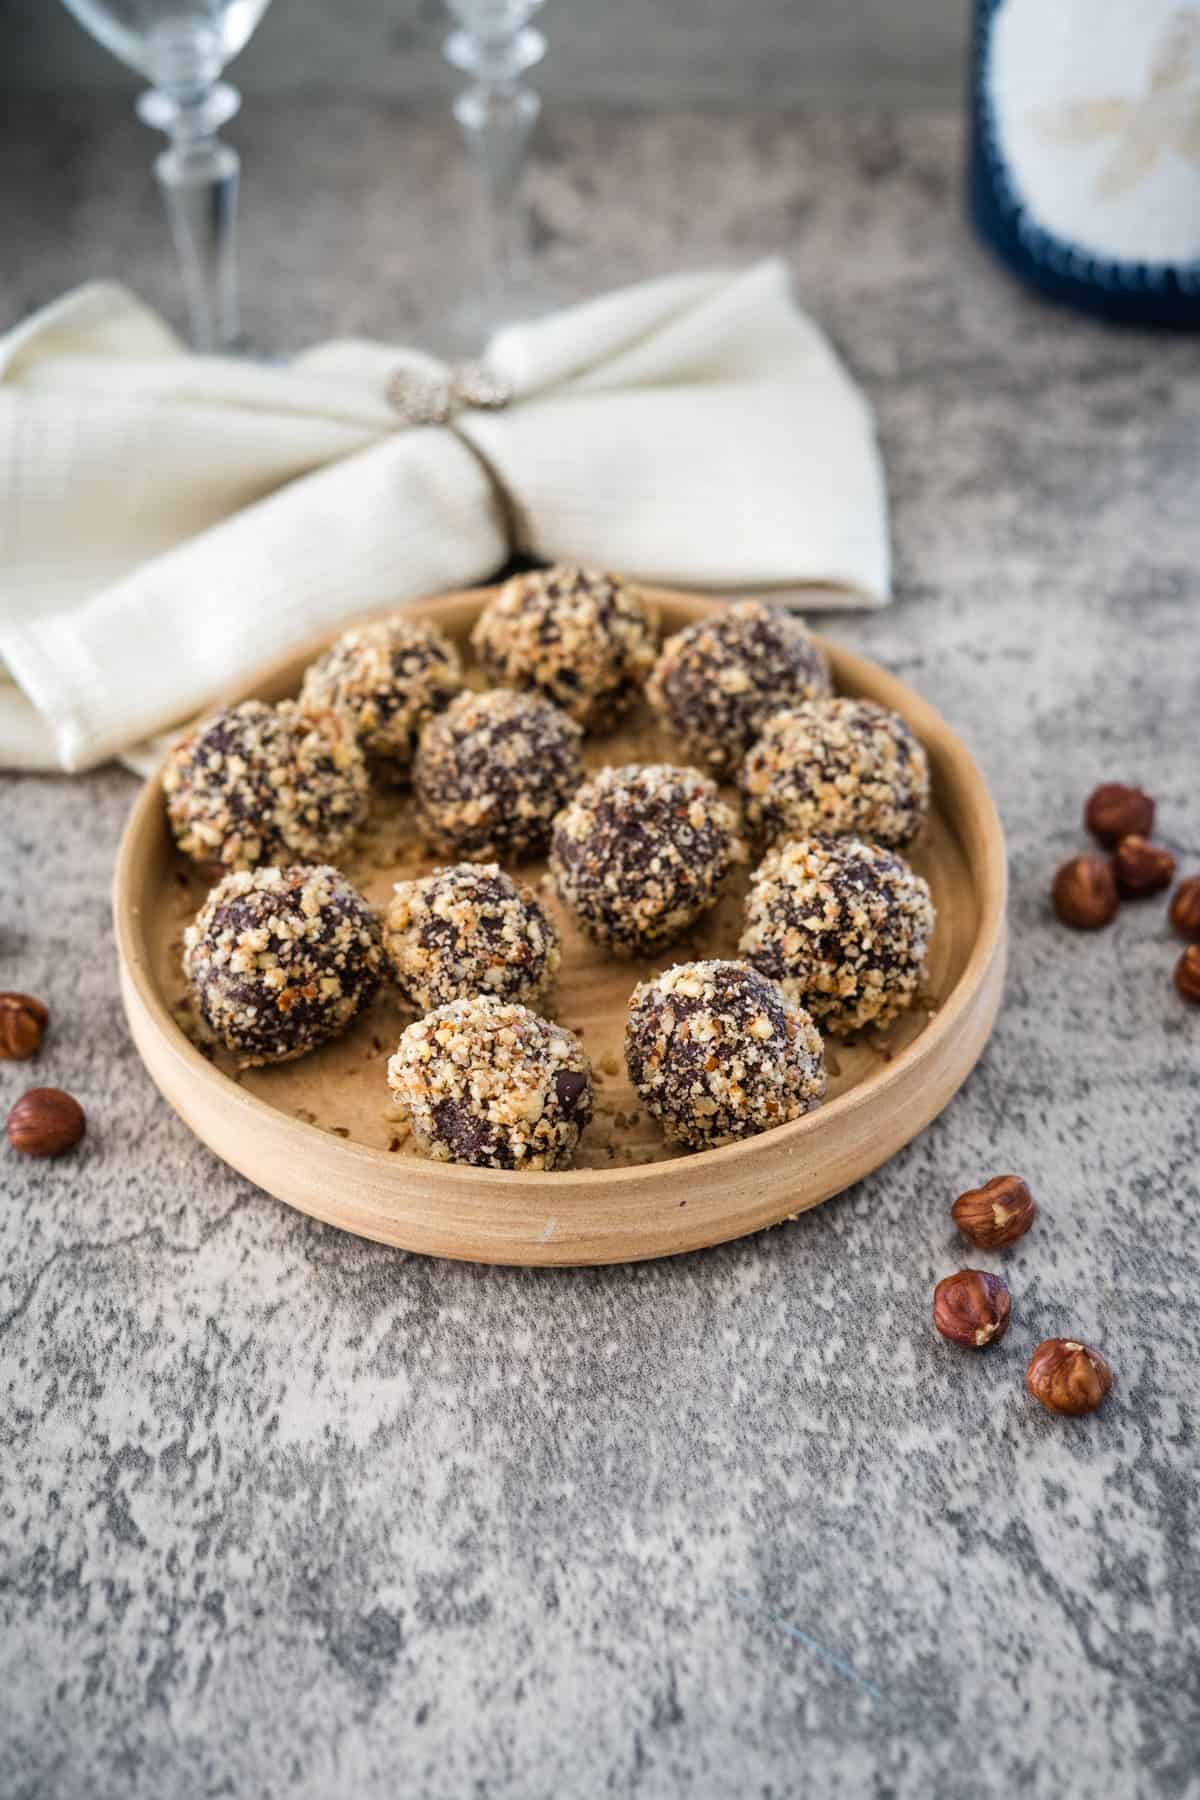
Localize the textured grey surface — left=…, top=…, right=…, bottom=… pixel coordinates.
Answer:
left=7, top=0, right=966, bottom=110
left=2, top=104, right=1200, bottom=1800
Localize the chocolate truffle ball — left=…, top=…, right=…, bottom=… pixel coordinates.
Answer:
left=625, top=960, right=825, bottom=1151
left=299, top=615, right=464, bottom=779
left=164, top=700, right=368, bottom=871
left=413, top=688, right=584, bottom=861
left=385, top=863, right=560, bottom=1012
left=739, top=697, right=930, bottom=849
left=471, top=565, right=658, bottom=732
left=387, top=997, right=593, bottom=1171
left=183, top=864, right=386, bottom=1066
left=646, top=600, right=832, bottom=778
left=740, top=835, right=935, bottom=1036
left=550, top=764, right=745, bottom=955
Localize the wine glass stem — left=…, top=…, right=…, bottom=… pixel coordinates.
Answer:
left=155, top=135, right=241, bottom=352
left=139, top=84, right=244, bottom=351
left=454, top=80, right=540, bottom=310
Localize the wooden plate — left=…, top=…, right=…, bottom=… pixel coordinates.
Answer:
left=113, top=587, right=1006, bottom=1266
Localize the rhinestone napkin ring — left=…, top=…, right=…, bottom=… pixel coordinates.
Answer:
left=386, top=361, right=513, bottom=427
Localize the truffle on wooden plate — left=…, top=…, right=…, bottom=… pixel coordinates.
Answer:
left=550, top=763, right=745, bottom=955
left=739, top=696, right=930, bottom=850
left=385, top=863, right=560, bottom=1012
left=646, top=600, right=831, bottom=778
left=183, top=864, right=386, bottom=1066
left=740, top=834, right=935, bottom=1036
left=299, top=615, right=464, bottom=779
left=413, top=689, right=584, bottom=861
left=164, top=700, right=368, bottom=872
left=386, top=996, right=593, bottom=1170
left=471, top=565, right=658, bottom=731
left=625, top=959, right=825, bottom=1151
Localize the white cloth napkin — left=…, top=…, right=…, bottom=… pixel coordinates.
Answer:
left=0, top=259, right=889, bottom=774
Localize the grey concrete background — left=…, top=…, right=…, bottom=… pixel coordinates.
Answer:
left=6, top=0, right=968, bottom=108
left=2, top=98, right=1200, bottom=1800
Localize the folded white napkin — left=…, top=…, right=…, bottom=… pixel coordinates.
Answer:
left=0, top=259, right=889, bottom=774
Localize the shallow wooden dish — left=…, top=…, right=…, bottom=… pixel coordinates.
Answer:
left=114, top=587, right=1006, bottom=1266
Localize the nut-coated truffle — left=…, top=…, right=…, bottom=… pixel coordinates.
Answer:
left=184, top=865, right=386, bottom=1065
left=740, top=835, right=934, bottom=1036
left=624, top=959, right=825, bottom=1151
left=386, top=997, right=593, bottom=1170
left=739, top=697, right=930, bottom=850
left=413, top=689, right=584, bottom=861
left=385, top=863, right=560, bottom=1012
left=646, top=600, right=832, bottom=778
left=300, top=615, right=464, bottom=777
left=471, top=565, right=658, bottom=731
left=164, top=700, right=368, bottom=871
left=550, top=764, right=745, bottom=955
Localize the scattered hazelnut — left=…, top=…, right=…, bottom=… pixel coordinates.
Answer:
left=1025, top=1338, right=1113, bottom=1415
left=1084, top=783, right=1154, bottom=847
left=951, top=1174, right=1037, bottom=1249
left=1112, top=836, right=1176, bottom=899
left=933, top=1269, right=1012, bottom=1349
left=1169, top=876, right=1200, bottom=942
left=1052, top=855, right=1119, bottom=930
left=0, top=992, right=49, bottom=1060
left=6, top=1087, right=86, bottom=1157
left=1175, top=945, right=1200, bottom=1006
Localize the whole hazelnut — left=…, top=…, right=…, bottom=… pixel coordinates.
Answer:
left=1112, top=836, right=1176, bottom=899
left=0, top=992, right=49, bottom=1060
left=1052, top=855, right=1119, bottom=930
left=6, top=1087, right=86, bottom=1157
left=1025, top=1338, right=1113, bottom=1415
left=1175, top=945, right=1200, bottom=1006
left=933, top=1269, right=1012, bottom=1349
left=1084, top=783, right=1154, bottom=847
left=951, top=1174, right=1037, bottom=1249
left=1169, top=876, right=1200, bottom=942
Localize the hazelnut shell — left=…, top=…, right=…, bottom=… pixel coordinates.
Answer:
left=1052, top=855, right=1119, bottom=930
left=951, top=1174, right=1037, bottom=1249
left=1026, top=1339, right=1113, bottom=1416
left=1112, top=836, right=1176, bottom=899
left=1084, top=783, right=1154, bottom=847
left=1175, top=945, right=1200, bottom=1006
left=1168, top=876, right=1200, bottom=942
left=933, top=1269, right=1012, bottom=1349
left=0, top=993, right=49, bottom=1060
left=6, top=1087, right=86, bottom=1157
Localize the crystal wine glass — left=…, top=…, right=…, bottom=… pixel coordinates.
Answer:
left=57, top=0, right=273, bottom=350
left=443, top=0, right=557, bottom=345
